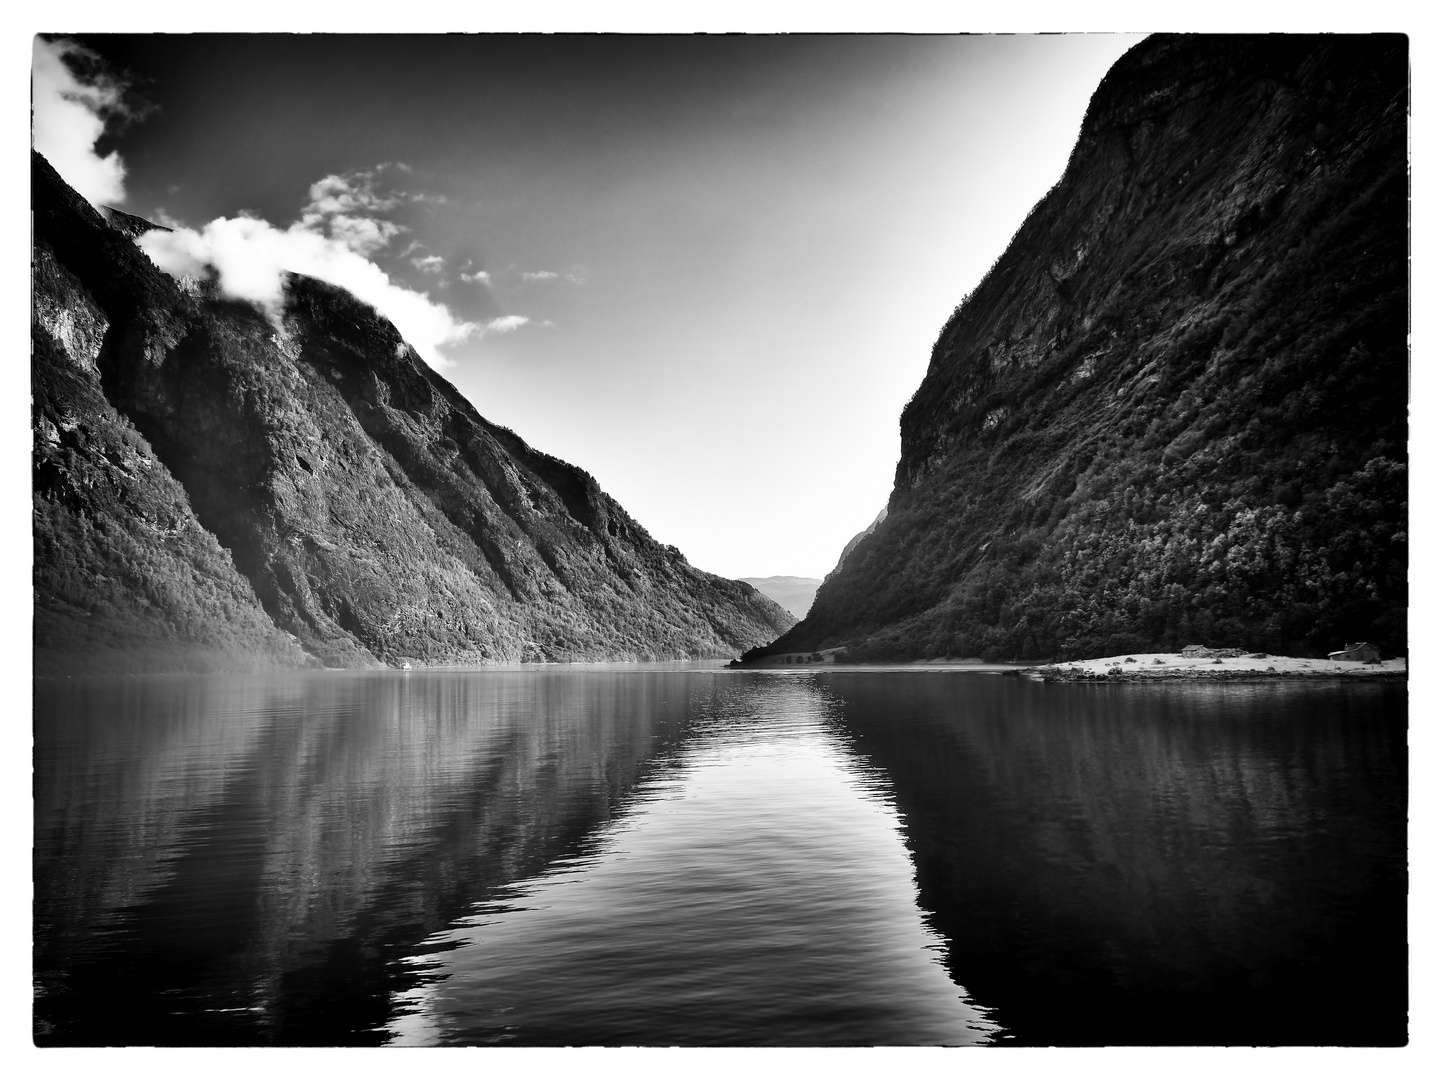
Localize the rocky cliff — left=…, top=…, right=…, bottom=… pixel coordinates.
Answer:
left=752, top=35, right=1407, bottom=663
left=33, top=152, right=793, bottom=674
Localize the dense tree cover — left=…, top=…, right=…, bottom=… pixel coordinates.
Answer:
left=755, top=35, right=1406, bottom=664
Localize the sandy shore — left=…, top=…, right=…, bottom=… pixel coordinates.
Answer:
left=1025, top=650, right=1406, bottom=682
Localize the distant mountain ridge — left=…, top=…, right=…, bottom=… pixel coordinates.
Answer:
left=740, top=576, right=822, bottom=619
left=750, top=35, right=1406, bottom=664
left=32, top=152, right=793, bottom=674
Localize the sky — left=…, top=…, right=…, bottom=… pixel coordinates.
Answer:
left=32, top=31, right=1144, bottom=579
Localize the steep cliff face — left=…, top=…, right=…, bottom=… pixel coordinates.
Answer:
left=757, top=35, right=1407, bottom=663
left=33, top=153, right=793, bottom=673
left=33, top=240, right=310, bottom=674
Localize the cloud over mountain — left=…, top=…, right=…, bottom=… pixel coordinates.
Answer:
left=31, top=36, right=135, bottom=207
left=140, top=213, right=480, bottom=368
left=31, top=44, right=512, bottom=371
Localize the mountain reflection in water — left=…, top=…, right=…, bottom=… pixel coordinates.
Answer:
left=388, top=677, right=991, bottom=1045
left=33, top=667, right=1404, bottom=1046
left=34, top=666, right=990, bottom=1046
left=824, top=672, right=1407, bottom=1045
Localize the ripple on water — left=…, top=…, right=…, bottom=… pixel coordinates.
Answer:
left=388, top=676, right=997, bottom=1046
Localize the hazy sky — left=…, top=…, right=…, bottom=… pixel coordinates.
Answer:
left=34, top=32, right=1142, bottom=579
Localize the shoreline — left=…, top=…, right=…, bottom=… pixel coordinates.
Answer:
left=1021, top=650, right=1407, bottom=682
left=729, top=648, right=1407, bottom=681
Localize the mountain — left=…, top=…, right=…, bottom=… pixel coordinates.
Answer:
left=829, top=509, right=886, bottom=576
left=32, top=152, right=793, bottom=674
left=740, top=576, right=822, bottom=619
left=749, top=35, right=1407, bottom=665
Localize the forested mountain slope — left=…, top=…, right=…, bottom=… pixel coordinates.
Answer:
left=33, top=153, right=792, bottom=674
left=754, top=35, right=1406, bottom=663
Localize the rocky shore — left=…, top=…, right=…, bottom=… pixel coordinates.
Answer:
left=1024, top=646, right=1406, bottom=682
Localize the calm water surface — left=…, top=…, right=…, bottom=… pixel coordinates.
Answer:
left=33, top=666, right=1405, bottom=1045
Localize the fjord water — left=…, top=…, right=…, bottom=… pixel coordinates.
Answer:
left=33, top=667, right=1405, bottom=1045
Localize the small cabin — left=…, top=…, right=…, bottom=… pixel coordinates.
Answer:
left=1328, top=642, right=1381, bottom=662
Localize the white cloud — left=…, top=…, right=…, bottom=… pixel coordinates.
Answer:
left=299, top=169, right=409, bottom=256
left=31, top=36, right=132, bottom=207
left=411, top=254, right=445, bottom=274
left=331, top=214, right=404, bottom=256
left=461, top=269, right=491, bottom=285
left=522, top=270, right=558, bottom=283
left=484, top=315, right=530, bottom=334
left=140, top=214, right=479, bottom=369
left=31, top=44, right=483, bottom=372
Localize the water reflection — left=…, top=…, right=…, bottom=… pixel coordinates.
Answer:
left=35, top=667, right=1405, bottom=1046
left=35, top=668, right=703, bottom=1045
left=34, top=667, right=991, bottom=1046
left=822, top=673, right=1407, bottom=1045
left=390, top=676, right=993, bottom=1046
